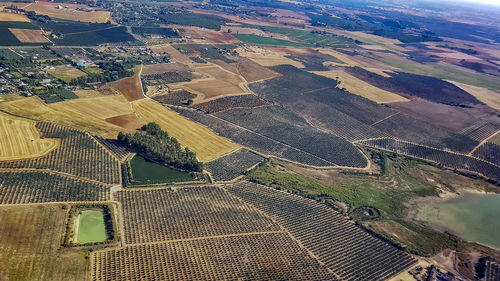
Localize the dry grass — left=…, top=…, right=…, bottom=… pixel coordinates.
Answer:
left=0, top=11, right=29, bottom=22
left=72, top=89, right=103, bottom=98
left=47, top=65, right=87, bottom=83
left=0, top=204, right=88, bottom=281
left=448, top=81, right=500, bottom=110
left=142, top=62, right=191, bottom=75
left=8, top=28, right=49, bottom=43
left=236, top=46, right=305, bottom=68
left=108, top=65, right=144, bottom=101
left=150, top=44, right=193, bottom=64
left=22, top=2, right=110, bottom=23
left=0, top=112, right=59, bottom=161
left=181, top=26, right=239, bottom=43
left=171, top=64, right=250, bottom=103
left=237, top=57, right=280, bottom=83
left=132, top=99, right=240, bottom=162
left=317, top=48, right=395, bottom=77
left=0, top=96, right=129, bottom=137
left=105, top=114, right=145, bottom=130
left=311, top=70, right=409, bottom=103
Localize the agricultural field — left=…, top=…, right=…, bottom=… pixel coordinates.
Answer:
left=206, top=148, right=264, bottom=181
left=0, top=171, right=109, bottom=204
left=47, top=65, right=87, bottom=83
left=151, top=89, right=196, bottom=106
left=234, top=33, right=311, bottom=47
left=0, top=205, right=87, bottom=281
left=108, top=65, right=144, bottom=101
left=115, top=187, right=280, bottom=243
left=8, top=28, right=49, bottom=43
left=141, top=62, right=191, bottom=75
left=0, top=122, right=121, bottom=184
left=0, top=11, right=29, bottom=22
left=91, top=233, right=338, bottom=281
left=132, top=99, right=240, bottom=162
left=159, top=12, right=229, bottom=30
left=311, top=70, right=409, bottom=103
left=131, top=27, right=179, bottom=38
left=227, top=181, right=417, bottom=281
left=0, top=96, right=131, bottom=137
left=235, top=45, right=305, bottom=68
left=0, top=112, right=58, bottom=161
left=20, top=2, right=111, bottom=23
left=193, top=94, right=270, bottom=113
left=0, top=21, right=44, bottom=46
left=235, top=57, right=280, bottom=83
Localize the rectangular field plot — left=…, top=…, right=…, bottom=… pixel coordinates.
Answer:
left=91, top=233, right=338, bottom=281
left=116, top=186, right=280, bottom=244
left=227, top=181, right=417, bottom=281
left=206, top=148, right=264, bottom=181
left=0, top=171, right=109, bottom=204
left=8, top=28, right=50, bottom=43
left=0, top=205, right=87, bottom=280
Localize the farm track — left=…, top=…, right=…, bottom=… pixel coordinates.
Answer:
left=0, top=167, right=114, bottom=186
left=467, top=129, right=500, bottom=156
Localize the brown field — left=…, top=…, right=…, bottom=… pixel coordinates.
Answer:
left=0, top=205, right=88, bottom=281
left=150, top=44, right=193, bottom=64
left=237, top=57, right=280, bottom=82
left=20, top=2, right=110, bottom=23
left=132, top=99, right=240, bottom=162
left=182, top=26, right=240, bottom=43
left=0, top=96, right=129, bottom=137
left=47, top=65, right=87, bottom=83
left=0, top=112, right=59, bottom=161
left=317, top=48, right=396, bottom=77
left=448, top=81, right=500, bottom=110
left=311, top=70, right=409, bottom=103
left=8, top=28, right=49, bottom=43
left=105, top=114, right=145, bottom=130
left=108, top=65, right=144, bottom=101
left=0, top=11, right=29, bottom=22
left=236, top=46, right=305, bottom=68
left=142, top=62, right=191, bottom=75
left=72, top=89, right=104, bottom=98
left=171, top=64, right=250, bottom=102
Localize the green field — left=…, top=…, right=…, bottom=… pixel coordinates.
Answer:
left=129, top=155, right=199, bottom=185
left=0, top=21, right=45, bottom=46
left=251, top=26, right=343, bottom=45
left=234, top=34, right=311, bottom=47
left=77, top=210, right=106, bottom=244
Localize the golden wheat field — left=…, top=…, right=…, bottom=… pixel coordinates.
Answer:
left=132, top=99, right=240, bottom=162
left=0, top=112, right=59, bottom=161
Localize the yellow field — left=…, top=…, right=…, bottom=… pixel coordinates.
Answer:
left=0, top=111, right=58, bottom=161
left=449, top=81, right=500, bottom=110
left=132, top=99, right=240, bottom=162
left=0, top=11, right=29, bottom=22
left=8, top=28, right=49, bottom=43
left=236, top=46, right=305, bottom=68
left=311, top=70, right=409, bottom=104
left=21, top=2, right=111, bottom=23
left=0, top=96, right=130, bottom=137
left=47, top=65, right=87, bottom=83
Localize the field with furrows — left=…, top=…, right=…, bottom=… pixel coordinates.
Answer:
left=0, top=171, right=109, bottom=204
left=206, top=148, right=264, bottom=181
left=115, top=186, right=280, bottom=244
left=91, top=233, right=338, bottom=281
left=227, top=181, right=417, bottom=281
left=0, top=122, right=121, bottom=184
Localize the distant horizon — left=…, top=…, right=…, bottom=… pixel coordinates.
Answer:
left=449, top=0, right=500, bottom=7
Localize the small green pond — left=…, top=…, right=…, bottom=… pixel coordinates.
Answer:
left=416, top=192, right=500, bottom=249
left=129, top=155, right=197, bottom=184
left=77, top=210, right=106, bottom=244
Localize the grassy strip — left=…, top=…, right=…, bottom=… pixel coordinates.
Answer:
left=234, top=34, right=311, bottom=47
left=247, top=25, right=343, bottom=45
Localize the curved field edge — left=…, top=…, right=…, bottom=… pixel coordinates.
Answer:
left=132, top=99, right=240, bottom=162
left=0, top=112, right=59, bottom=161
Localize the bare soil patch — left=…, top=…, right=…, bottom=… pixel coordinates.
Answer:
left=9, top=28, right=49, bottom=43
left=105, top=114, right=145, bottom=130
left=108, top=65, right=143, bottom=101
left=142, top=62, right=191, bottom=75
left=0, top=11, right=29, bottom=22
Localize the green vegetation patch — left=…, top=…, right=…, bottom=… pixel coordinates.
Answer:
left=53, top=26, right=138, bottom=46
left=159, top=12, right=229, bottom=30
left=127, top=155, right=202, bottom=185
left=248, top=25, right=343, bottom=45
left=0, top=48, right=22, bottom=59
left=234, top=34, right=311, bottom=47
left=131, top=27, right=179, bottom=38
left=35, top=87, right=78, bottom=103
left=77, top=210, right=106, bottom=244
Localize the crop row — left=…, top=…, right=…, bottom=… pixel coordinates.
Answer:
left=473, top=142, right=500, bottom=166
left=226, top=181, right=417, bottom=281
left=0, top=171, right=109, bottom=204
left=0, top=122, right=121, bottom=184
left=193, top=94, right=270, bottom=114
left=91, top=233, right=338, bottom=281
left=206, top=148, right=264, bottom=181
left=115, top=186, right=280, bottom=244
left=152, top=90, right=196, bottom=106
left=170, top=106, right=337, bottom=166
left=486, top=261, right=499, bottom=281
left=214, top=106, right=367, bottom=167
left=94, top=136, right=131, bottom=162
left=460, top=122, right=500, bottom=142
left=359, top=138, right=500, bottom=183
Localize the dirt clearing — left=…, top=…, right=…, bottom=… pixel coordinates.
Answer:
left=105, top=114, right=145, bottom=131
left=108, top=65, right=144, bottom=101
left=9, top=28, right=49, bottom=43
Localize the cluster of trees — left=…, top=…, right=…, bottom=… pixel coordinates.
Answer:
left=70, top=60, right=136, bottom=86
left=118, top=122, right=203, bottom=172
